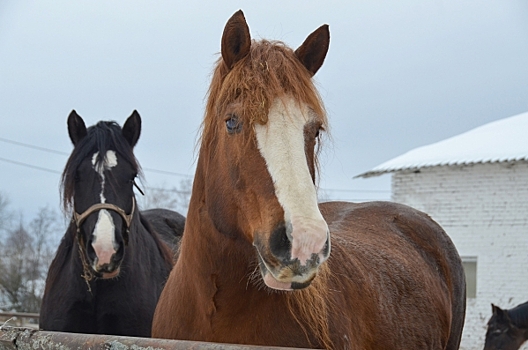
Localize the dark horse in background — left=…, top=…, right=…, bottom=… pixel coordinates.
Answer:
left=152, top=10, right=466, bottom=350
left=484, top=301, right=528, bottom=350
left=40, top=110, right=184, bottom=336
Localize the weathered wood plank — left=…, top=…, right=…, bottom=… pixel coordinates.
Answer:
left=0, top=327, right=311, bottom=350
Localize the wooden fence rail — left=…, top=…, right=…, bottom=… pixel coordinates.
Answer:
left=0, top=327, right=311, bottom=350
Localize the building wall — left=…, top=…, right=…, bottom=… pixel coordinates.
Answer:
left=391, top=162, right=528, bottom=350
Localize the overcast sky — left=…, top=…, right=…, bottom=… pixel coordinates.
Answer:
left=1, top=1, right=528, bottom=220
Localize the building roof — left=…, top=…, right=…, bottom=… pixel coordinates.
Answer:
left=356, top=111, right=528, bottom=178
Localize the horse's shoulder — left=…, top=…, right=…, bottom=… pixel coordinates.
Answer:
left=42, top=225, right=86, bottom=310
left=46, top=225, right=76, bottom=273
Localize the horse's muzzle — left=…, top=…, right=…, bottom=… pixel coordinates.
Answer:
left=255, top=225, right=330, bottom=291
left=87, top=239, right=125, bottom=279
left=93, top=258, right=122, bottom=280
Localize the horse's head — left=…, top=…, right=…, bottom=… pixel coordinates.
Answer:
left=200, top=10, right=330, bottom=291
left=484, top=304, right=527, bottom=350
left=62, top=110, right=141, bottom=279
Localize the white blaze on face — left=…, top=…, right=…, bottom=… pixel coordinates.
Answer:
left=92, top=150, right=118, bottom=203
left=254, top=98, right=329, bottom=266
left=91, top=150, right=119, bottom=267
left=92, top=209, right=117, bottom=266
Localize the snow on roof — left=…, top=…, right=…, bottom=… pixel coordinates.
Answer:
left=356, top=111, right=528, bottom=178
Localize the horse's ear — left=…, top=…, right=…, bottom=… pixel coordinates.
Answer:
left=221, top=10, right=251, bottom=70
left=67, top=110, right=87, bottom=146
left=493, top=305, right=512, bottom=322
left=492, top=303, right=499, bottom=314
left=122, top=110, right=141, bottom=147
left=295, top=24, right=330, bottom=76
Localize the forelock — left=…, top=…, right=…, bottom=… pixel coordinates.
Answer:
left=61, top=121, right=141, bottom=212
left=201, top=39, right=327, bottom=147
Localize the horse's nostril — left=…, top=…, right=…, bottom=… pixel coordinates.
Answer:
left=115, top=240, right=124, bottom=255
left=269, top=224, right=291, bottom=259
left=321, top=233, right=331, bottom=257
left=100, top=264, right=112, bottom=272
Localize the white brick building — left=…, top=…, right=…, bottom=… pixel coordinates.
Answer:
left=357, top=112, right=528, bottom=350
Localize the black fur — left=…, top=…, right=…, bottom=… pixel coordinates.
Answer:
left=40, top=112, right=184, bottom=336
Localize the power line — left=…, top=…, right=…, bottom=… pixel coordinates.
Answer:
left=0, top=157, right=61, bottom=174
left=140, top=186, right=388, bottom=200
left=0, top=136, right=192, bottom=178
left=321, top=188, right=390, bottom=193
left=141, top=168, right=193, bottom=178
left=0, top=137, right=390, bottom=195
left=144, top=186, right=190, bottom=194
left=0, top=137, right=69, bottom=156
left=0, top=156, right=390, bottom=201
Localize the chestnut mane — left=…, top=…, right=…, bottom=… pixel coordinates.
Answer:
left=201, top=39, right=328, bottom=150
left=286, top=262, right=334, bottom=349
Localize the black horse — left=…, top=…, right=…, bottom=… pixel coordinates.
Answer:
left=484, top=301, right=528, bottom=350
left=40, top=110, right=184, bottom=336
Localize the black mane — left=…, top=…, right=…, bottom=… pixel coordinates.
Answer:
left=61, top=121, right=141, bottom=212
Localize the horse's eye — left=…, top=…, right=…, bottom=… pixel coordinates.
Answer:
left=226, top=114, right=242, bottom=134
left=491, top=328, right=505, bottom=336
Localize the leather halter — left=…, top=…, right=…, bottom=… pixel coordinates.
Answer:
left=73, top=197, right=135, bottom=235
left=72, top=197, right=135, bottom=289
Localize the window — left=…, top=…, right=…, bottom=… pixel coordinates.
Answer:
left=461, top=257, right=477, bottom=298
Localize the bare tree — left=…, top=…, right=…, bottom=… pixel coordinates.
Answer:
left=0, top=205, right=61, bottom=313
left=138, top=178, right=192, bottom=214
left=0, top=192, right=14, bottom=237
left=0, top=222, right=35, bottom=312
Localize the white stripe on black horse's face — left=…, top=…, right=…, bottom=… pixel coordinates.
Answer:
left=75, top=149, right=136, bottom=278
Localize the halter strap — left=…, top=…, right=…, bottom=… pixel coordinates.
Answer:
left=72, top=197, right=135, bottom=289
left=73, top=197, right=135, bottom=231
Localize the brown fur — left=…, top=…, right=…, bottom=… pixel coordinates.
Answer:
left=152, top=10, right=466, bottom=349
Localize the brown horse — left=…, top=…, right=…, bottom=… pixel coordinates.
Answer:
left=152, top=10, right=466, bottom=349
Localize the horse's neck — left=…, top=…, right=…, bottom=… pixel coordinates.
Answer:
left=509, top=302, right=528, bottom=329
left=178, top=202, right=253, bottom=278
left=176, top=171, right=264, bottom=299
left=128, top=216, right=172, bottom=269
left=170, top=166, right=330, bottom=347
